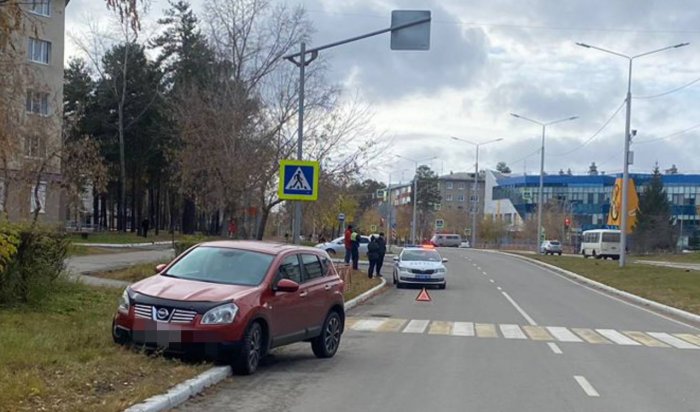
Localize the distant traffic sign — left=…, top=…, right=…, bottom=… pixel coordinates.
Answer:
left=279, top=160, right=320, bottom=201
left=435, top=219, right=444, bottom=229
left=338, top=213, right=345, bottom=221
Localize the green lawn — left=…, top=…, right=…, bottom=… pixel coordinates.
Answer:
left=0, top=281, right=209, bottom=412
left=521, top=254, right=700, bottom=315
left=631, top=251, right=700, bottom=264
left=68, top=231, right=182, bottom=244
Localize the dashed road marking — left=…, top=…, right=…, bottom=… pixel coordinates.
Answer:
left=475, top=323, right=498, bottom=338
left=428, top=321, right=453, bottom=335
left=523, top=326, right=553, bottom=341
left=451, top=322, right=475, bottom=336
left=497, top=286, right=503, bottom=291
left=501, top=291, right=538, bottom=326
left=547, top=342, right=563, bottom=354
left=489, top=279, right=495, bottom=283
left=574, top=376, right=600, bottom=397
left=376, top=318, right=407, bottom=333
left=675, top=333, right=700, bottom=346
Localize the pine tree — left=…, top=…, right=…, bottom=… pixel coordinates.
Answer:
left=633, top=166, right=675, bottom=252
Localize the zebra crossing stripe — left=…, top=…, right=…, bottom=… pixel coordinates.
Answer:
left=572, top=328, right=610, bottom=344
left=345, top=318, right=360, bottom=329
left=403, top=319, right=430, bottom=334
left=500, top=324, right=527, bottom=339
left=647, top=332, right=700, bottom=349
left=547, top=327, right=583, bottom=343
left=451, top=322, right=475, bottom=336
left=376, top=318, right=408, bottom=332
left=674, top=333, right=700, bottom=346
left=475, top=323, right=498, bottom=338
left=623, top=331, right=669, bottom=348
left=429, top=321, right=453, bottom=335
left=596, top=329, right=641, bottom=345
left=352, top=319, right=387, bottom=332
left=523, top=326, right=553, bottom=341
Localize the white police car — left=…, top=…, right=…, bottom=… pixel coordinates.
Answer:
left=392, top=246, right=448, bottom=289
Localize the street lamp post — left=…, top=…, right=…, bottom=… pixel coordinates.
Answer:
left=450, top=137, right=503, bottom=248
left=396, top=155, right=437, bottom=244
left=576, top=41, right=689, bottom=267
left=510, top=114, right=578, bottom=252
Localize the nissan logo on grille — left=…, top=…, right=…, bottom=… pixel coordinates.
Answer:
left=156, top=307, right=170, bottom=320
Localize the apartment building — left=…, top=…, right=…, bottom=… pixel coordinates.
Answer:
left=0, top=0, right=67, bottom=222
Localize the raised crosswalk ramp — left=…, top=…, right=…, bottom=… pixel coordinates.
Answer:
left=346, top=316, right=700, bottom=351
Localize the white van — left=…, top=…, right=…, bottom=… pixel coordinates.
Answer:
left=430, top=234, right=462, bottom=247
left=580, top=229, right=621, bottom=260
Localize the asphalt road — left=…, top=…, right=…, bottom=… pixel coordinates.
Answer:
left=176, top=248, right=700, bottom=412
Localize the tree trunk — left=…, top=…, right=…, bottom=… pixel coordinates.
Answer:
left=182, top=197, right=195, bottom=234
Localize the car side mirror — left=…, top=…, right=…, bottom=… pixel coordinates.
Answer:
left=275, top=278, right=300, bottom=293
left=442, top=258, right=449, bottom=263
left=155, top=263, right=167, bottom=273
left=393, top=256, right=399, bottom=262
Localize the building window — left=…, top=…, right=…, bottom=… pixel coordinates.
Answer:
left=24, top=135, right=45, bottom=158
left=447, top=182, right=453, bottom=189
left=28, top=38, right=51, bottom=64
left=29, top=0, right=51, bottom=16
left=457, top=194, right=465, bottom=202
left=31, top=182, right=47, bottom=214
left=458, top=183, right=465, bottom=190
left=26, top=90, right=49, bottom=115
left=446, top=194, right=453, bottom=202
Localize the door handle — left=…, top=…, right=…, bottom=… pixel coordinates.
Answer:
left=299, top=290, right=308, bottom=297
left=324, top=284, right=332, bottom=291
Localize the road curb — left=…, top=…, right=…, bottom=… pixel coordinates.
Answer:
left=501, top=251, right=700, bottom=327
left=122, top=272, right=388, bottom=412
left=72, top=241, right=173, bottom=248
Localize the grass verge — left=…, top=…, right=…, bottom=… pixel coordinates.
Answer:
left=69, top=232, right=181, bottom=245
left=67, top=244, right=124, bottom=257
left=631, top=252, right=700, bottom=264
left=90, top=263, right=159, bottom=283
left=520, top=254, right=700, bottom=315
left=343, top=270, right=384, bottom=301
left=0, top=281, right=209, bottom=412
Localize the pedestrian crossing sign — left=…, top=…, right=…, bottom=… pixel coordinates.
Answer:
left=279, top=159, right=320, bottom=201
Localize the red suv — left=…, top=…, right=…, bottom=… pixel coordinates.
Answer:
left=112, top=241, right=345, bottom=375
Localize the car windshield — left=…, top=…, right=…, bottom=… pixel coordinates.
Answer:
left=165, top=246, right=274, bottom=286
left=401, top=249, right=442, bottom=262
left=550, top=241, right=560, bottom=245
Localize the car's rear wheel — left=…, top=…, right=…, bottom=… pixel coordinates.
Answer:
left=233, top=322, right=263, bottom=375
left=312, top=311, right=342, bottom=358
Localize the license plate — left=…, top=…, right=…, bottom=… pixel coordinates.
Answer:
left=416, top=274, right=430, bottom=279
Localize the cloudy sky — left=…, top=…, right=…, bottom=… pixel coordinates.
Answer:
left=65, top=0, right=700, bottom=183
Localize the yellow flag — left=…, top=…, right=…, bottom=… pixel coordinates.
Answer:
left=607, top=178, right=639, bottom=233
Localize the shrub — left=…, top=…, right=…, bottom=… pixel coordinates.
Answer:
left=173, top=235, right=208, bottom=256
left=0, top=223, right=69, bottom=305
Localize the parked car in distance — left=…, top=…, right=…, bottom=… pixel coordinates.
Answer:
left=112, top=241, right=345, bottom=375
left=393, top=246, right=448, bottom=289
left=540, top=240, right=563, bottom=255
left=430, top=233, right=462, bottom=247
left=315, top=235, right=371, bottom=257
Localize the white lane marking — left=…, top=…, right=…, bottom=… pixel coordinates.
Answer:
left=574, top=376, right=600, bottom=397
left=489, top=279, right=495, bottom=283
left=516, top=257, right=700, bottom=331
left=402, top=319, right=430, bottom=334
left=547, top=327, right=583, bottom=343
left=647, top=332, right=700, bottom=349
left=352, top=319, right=386, bottom=331
left=500, top=324, right=528, bottom=339
left=596, top=329, right=641, bottom=345
left=451, top=321, right=475, bottom=336
left=497, top=286, right=503, bottom=291
left=483, top=272, right=488, bottom=275
left=501, top=291, right=538, bottom=326
left=547, top=342, right=563, bottom=354
left=477, top=266, right=482, bottom=270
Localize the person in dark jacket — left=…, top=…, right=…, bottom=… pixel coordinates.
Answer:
left=367, top=236, right=380, bottom=278
left=376, top=232, right=387, bottom=276
left=351, top=228, right=360, bottom=270
left=344, top=225, right=353, bottom=264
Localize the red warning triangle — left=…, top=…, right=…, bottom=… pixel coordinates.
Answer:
left=416, top=288, right=432, bottom=302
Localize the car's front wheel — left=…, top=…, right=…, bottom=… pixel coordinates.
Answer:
left=312, top=311, right=342, bottom=358
left=233, top=322, right=263, bottom=375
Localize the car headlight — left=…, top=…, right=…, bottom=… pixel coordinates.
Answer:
left=118, top=288, right=130, bottom=314
left=435, top=268, right=446, bottom=274
left=201, top=303, right=238, bottom=325
left=398, top=266, right=411, bottom=273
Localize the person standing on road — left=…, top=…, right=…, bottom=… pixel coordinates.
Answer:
left=376, top=232, right=387, bottom=277
left=351, top=228, right=360, bottom=270
left=367, top=235, right=380, bottom=278
left=344, top=225, right=353, bottom=264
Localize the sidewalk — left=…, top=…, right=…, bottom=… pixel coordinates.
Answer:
left=65, top=249, right=175, bottom=288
